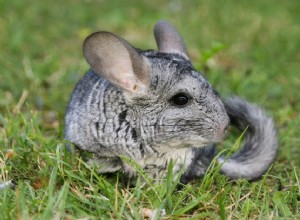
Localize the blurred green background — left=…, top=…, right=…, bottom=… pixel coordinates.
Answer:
left=0, top=0, right=300, bottom=163
left=1, top=0, right=299, bottom=157
left=0, top=0, right=299, bottom=217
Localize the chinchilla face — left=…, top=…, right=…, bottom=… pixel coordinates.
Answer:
left=129, top=51, right=230, bottom=149
left=82, top=20, right=229, bottom=152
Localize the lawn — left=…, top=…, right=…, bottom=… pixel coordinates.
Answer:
left=0, top=0, right=299, bottom=219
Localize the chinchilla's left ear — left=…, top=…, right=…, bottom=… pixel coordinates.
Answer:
left=154, top=20, right=189, bottom=59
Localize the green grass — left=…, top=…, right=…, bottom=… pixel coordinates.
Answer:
left=1, top=0, right=300, bottom=218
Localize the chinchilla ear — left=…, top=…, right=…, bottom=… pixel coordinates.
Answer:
left=154, top=20, right=188, bottom=59
left=83, top=31, right=149, bottom=93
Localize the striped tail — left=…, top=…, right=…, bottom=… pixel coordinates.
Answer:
left=218, top=97, right=278, bottom=180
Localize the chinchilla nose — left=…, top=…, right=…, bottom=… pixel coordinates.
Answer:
left=215, top=122, right=229, bottom=141
left=223, top=123, right=229, bottom=134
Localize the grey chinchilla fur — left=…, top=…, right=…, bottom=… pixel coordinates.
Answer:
left=65, top=20, right=278, bottom=183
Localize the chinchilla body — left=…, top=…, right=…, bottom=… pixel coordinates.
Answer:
left=65, top=21, right=278, bottom=182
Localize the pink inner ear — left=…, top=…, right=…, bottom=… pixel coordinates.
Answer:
left=83, top=32, right=149, bottom=93
left=113, top=73, right=137, bottom=92
left=106, top=60, right=138, bottom=92
left=118, top=78, right=136, bottom=92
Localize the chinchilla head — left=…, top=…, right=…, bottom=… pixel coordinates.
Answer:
left=83, top=20, right=229, bottom=150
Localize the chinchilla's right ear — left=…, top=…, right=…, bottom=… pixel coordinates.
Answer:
left=83, top=32, right=149, bottom=94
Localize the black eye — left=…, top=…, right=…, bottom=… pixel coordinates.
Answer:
left=170, top=93, right=190, bottom=107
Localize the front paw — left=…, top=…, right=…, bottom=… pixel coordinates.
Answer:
left=121, top=161, right=138, bottom=179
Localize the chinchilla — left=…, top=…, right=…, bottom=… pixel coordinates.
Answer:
left=65, top=20, right=278, bottom=183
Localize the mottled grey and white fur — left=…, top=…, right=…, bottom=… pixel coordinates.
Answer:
left=65, top=20, right=278, bottom=183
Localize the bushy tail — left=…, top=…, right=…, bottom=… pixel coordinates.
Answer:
left=218, top=97, right=278, bottom=180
